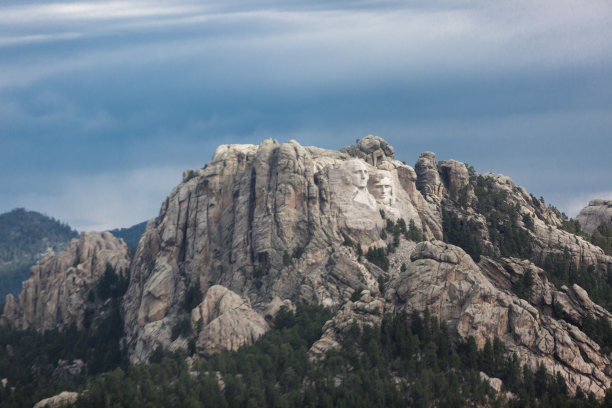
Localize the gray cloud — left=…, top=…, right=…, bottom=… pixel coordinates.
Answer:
left=9, top=166, right=185, bottom=231
left=1, top=0, right=611, bottom=227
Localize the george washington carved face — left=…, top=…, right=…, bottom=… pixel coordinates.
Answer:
left=339, top=159, right=376, bottom=210
left=343, top=159, right=369, bottom=189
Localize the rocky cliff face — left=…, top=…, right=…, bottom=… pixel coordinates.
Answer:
left=312, top=238, right=612, bottom=396
left=1, top=232, right=129, bottom=331
left=118, top=136, right=612, bottom=397
left=122, top=136, right=436, bottom=361
left=577, top=199, right=612, bottom=234
left=389, top=241, right=611, bottom=396
left=4, top=136, right=612, bottom=399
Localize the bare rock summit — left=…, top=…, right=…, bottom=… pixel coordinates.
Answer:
left=576, top=199, right=612, bottom=234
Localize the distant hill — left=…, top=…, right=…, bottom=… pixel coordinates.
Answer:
left=108, top=221, right=147, bottom=249
left=0, top=208, right=78, bottom=299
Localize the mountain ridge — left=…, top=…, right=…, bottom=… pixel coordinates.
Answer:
left=2, top=136, right=612, bottom=403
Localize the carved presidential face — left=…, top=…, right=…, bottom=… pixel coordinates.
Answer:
left=344, top=160, right=369, bottom=189
left=374, top=176, right=394, bottom=205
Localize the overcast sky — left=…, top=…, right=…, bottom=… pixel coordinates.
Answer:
left=1, top=0, right=611, bottom=231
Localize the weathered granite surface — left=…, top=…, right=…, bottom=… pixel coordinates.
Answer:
left=577, top=199, right=612, bottom=234
left=1, top=232, right=129, bottom=331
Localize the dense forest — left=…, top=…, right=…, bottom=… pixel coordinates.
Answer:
left=0, top=264, right=128, bottom=407
left=0, top=208, right=78, bottom=299
left=2, top=305, right=610, bottom=407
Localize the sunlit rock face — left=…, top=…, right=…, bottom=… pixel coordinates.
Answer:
left=1, top=232, right=129, bottom=331
left=122, top=136, right=438, bottom=362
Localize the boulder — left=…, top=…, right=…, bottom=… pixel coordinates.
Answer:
left=33, top=391, right=78, bottom=408
left=386, top=240, right=612, bottom=397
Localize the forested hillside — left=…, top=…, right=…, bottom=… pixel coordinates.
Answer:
left=0, top=208, right=77, bottom=299
left=1, top=306, right=610, bottom=407
left=108, top=221, right=147, bottom=249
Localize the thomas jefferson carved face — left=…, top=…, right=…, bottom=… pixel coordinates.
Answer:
left=344, top=159, right=369, bottom=189
left=374, top=176, right=393, bottom=205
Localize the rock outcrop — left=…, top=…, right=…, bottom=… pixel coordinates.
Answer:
left=339, top=134, right=395, bottom=167
left=438, top=159, right=469, bottom=194
left=116, top=137, right=612, bottom=397
left=1, top=232, right=129, bottom=331
left=386, top=240, right=612, bottom=397
left=193, top=285, right=269, bottom=357
left=415, top=152, right=443, bottom=199
left=122, top=138, right=436, bottom=362
left=33, top=391, right=78, bottom=408
left=475, top=174, right=612, bottom=272
left=310, top=289, right=387, bottom=359
left=576, top=199, right=612, bottom=234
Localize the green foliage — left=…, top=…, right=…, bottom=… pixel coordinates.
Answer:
left=283, top=250, right=292, bottom=266
left=466, top=164, right=476, bottom=180
left=0, top=256, right=129, bottom=405
left=560, top=218, right=583, bottom=235
left=542, top=251, right=612, bottom=312
left=351, top=286, right=364, bottom=302
left=406, top=219, right=425, bottom=242
left=76, top=305, right=331, bottom=408
left=97, top=264, right=129, bottom=300
left=0, top=259, right=35, bottom=301
left=377, top=275, right=388, bottom=296
left=366, top=247, right=389, bottom=271
left=472, top=176, right=533, bottom=259
left=171, top=318, right=193, bottom=341
left=0, top=208, right=77, bottom=262
left=512, top=269, right=534, bottom=300
left=382, top=217, right=424, bottom=246
left=252, top=266, right=266, bottom=280
left=0, top=208, right=78, bottom=298
left=0, top=326, right=86, bottom=407
left=452, top=184, right=471, bottom=209
left=0, top=299, right=127, bottom=407
left=522, top=213, right=535, bottom=231
left=184, top=286, right=203, bottom=312
left=4, top=305, right=609, bottom=408
left=442, top=210, right=482, bottom=262
left=342, top=234, right=355, bottom=248
left=292, top=246, right=304, bottom=259
left=589, top=222, right=612, bottom=256
left=108, top=221, right=147, bottom=249
left=581, top=313, right=612, bottom=354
